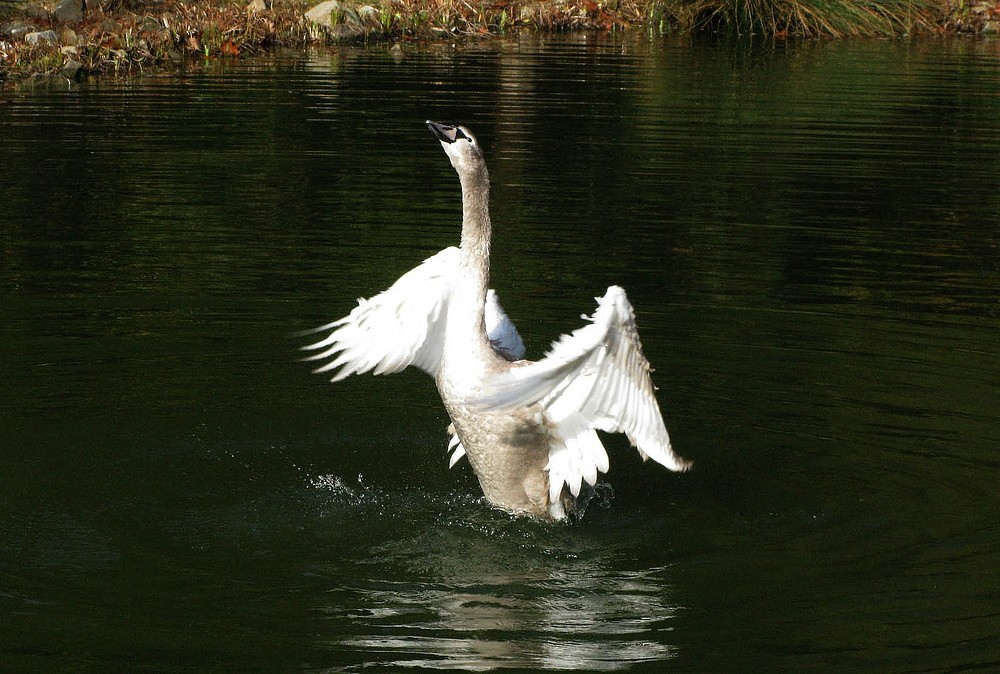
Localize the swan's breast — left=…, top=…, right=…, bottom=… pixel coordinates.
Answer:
left=439, top=382, right=554, bottom=518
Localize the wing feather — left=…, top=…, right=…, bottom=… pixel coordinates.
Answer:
left=446, top=423, right=466, bottom=468
left=300, top=247, right=460, bottom=380
left=478, top=286, right=691, bottom=498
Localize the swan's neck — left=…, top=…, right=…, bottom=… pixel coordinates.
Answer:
left=450, top=166, right=492, bottom=352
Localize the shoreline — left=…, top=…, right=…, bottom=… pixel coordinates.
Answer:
left=2, top=0, right=999, bottom=84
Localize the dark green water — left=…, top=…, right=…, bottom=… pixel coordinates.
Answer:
left=2, top=34, right=998, bottom=671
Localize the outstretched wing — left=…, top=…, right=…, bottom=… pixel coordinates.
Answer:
left=477, top=286, right=691, bottom=502
left=300, top=247, right=460, bottom=380
left=301, top=246, right=525, bottom=389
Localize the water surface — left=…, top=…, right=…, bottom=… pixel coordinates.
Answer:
left=2, top=34, right=999, bottom=671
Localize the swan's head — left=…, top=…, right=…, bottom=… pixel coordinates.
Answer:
left=426, top=120, right=486, bottom=176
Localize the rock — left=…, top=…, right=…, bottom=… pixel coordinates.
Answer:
left=25, top=30, right=59, bottom=45
left=2, top=21, right=38, bottom=40
left=54, top=0, right=84, bottom=25
left=62, top=59, right=83, bottom=79
left=21, top=3, right=50, bottom=21
left=305, top=0, right=369, bottom=39
left=60, top=45, right=78, bottom=55
left=330, top=24, right=365, bottom=40
left=247, top=0, right=267, bottom=12
left=305, top=0, right=345, bottom=28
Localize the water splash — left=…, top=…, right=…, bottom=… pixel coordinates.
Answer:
left=311, top=473, right=373, bottom=501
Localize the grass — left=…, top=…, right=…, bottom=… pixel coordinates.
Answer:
left=667, top=0, right=943, bottom=37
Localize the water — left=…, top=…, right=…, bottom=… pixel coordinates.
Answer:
left=2, top=34, right=999, bottom=671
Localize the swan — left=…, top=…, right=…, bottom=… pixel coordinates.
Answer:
left=301, top=121, right=691, bottom=521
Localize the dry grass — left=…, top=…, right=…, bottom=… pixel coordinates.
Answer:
left=671, top=0, right=942, bottom=37
left=2, top=0, right=313, bottom=80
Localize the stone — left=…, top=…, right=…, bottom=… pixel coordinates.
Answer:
left=247, top=0, right=267, bottom=12
left=21, top=3, right=50, bottom=21
left=2, top=21, right=38, bottom=40
left=305, top=0, right=345, bottom=28
left=25, top=30, right=59, bottom=46
left=305, top=0, right=369, bottom=40
left=53, top=0, right=84, bottom=25
left=62, top=59, right=83, bottom=79
left=328, top=24, right=365, bottom=40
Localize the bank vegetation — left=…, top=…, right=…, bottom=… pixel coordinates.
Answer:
left=1, top=0, right=998, bottom=82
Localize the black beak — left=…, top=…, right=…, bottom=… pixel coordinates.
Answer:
left=426, top=120, right=465, bottom=144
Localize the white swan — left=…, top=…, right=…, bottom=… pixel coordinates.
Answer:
left=302, top=121, right=691, bottom=520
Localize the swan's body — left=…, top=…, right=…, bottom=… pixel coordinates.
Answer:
left=303, top=121, right=691, bottom=520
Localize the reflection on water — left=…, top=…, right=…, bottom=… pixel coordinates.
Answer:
left=310, top=474, right=676, bottom=670
left=1, top=33, right=999, bottom=673
left=312, top=476, right=676, bottom=670
left=327, top=569, right=675, bottom=670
